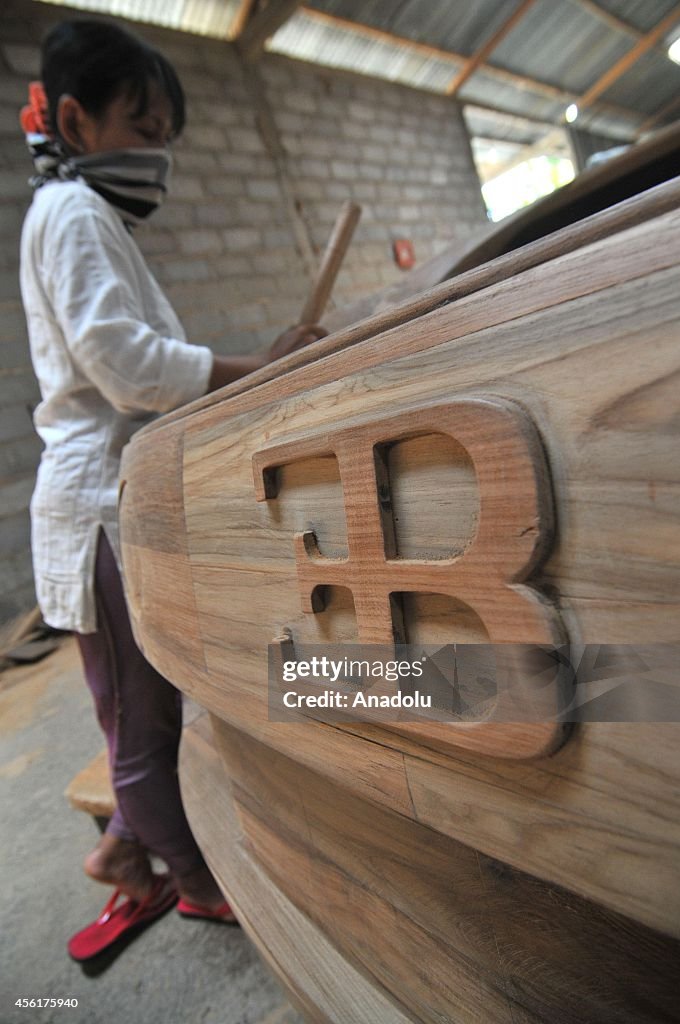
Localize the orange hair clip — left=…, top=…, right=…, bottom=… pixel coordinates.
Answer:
left=20, top=81, right=51, bottom=136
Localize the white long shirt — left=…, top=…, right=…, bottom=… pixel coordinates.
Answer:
left=20, top=180, right=214, bottom=633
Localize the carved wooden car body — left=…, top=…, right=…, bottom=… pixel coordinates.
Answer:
left=119, top=131, right=680, bottom=1023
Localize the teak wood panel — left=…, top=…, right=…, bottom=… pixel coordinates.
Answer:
left=120, top=202, right=680, bottom=938
left=181, top=712, right=680, bottom=1024
left=179, top=712, right=415, bottom=1024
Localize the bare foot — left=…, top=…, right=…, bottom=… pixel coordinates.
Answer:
left=84, top=834, right=154, bottom=903
left=176, top=865, right=229, bottom=914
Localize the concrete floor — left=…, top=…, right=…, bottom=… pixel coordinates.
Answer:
left=0, top=638, right=304, bottom=1024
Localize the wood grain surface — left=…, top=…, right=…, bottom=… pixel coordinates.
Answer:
left=181, top=711, right=680, bottom=1024
left=122, top=184, right=680, bottom=1019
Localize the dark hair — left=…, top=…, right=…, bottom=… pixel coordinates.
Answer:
left=41, top=19, right=185, bottom=140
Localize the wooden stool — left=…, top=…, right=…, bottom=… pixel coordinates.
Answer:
left=64, top=749, right=115, bottom=832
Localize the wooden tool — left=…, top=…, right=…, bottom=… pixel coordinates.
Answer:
left=299, top=200, right=361, bottom=323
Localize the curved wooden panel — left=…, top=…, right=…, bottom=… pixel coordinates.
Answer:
left=122, top=185, right=680, bottom=1021
left=181, top=712, right=680, bottom=1024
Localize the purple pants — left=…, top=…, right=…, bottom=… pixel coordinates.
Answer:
left=75, top=529, right=205, bottom=878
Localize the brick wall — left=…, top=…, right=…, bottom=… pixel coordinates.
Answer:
left=0, top=0, right=487, bottom=625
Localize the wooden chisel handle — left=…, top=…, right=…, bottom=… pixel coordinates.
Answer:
left=299, top=201, right=362, bottom=324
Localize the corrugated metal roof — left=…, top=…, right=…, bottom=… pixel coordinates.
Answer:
left=594, top=0, right=679, bottom=33
left=36, top=0, right=239, bottom=37
left=306, top=0, right=519, bottom=56
left=600, top=46, right=680, bottom=114
left=491, top=0, right=634, bottom=95
left=33, top=0, right=680, bottom=145
left=269, top=8, right=462, bottom=92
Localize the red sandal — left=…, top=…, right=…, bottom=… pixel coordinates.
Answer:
left=68, top=874, right=178, bottom=961
left=177, top=897, right=238, bottom=924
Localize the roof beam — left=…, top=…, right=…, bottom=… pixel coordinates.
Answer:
left=445, top=0, right=538, bottom=96
left=230, top=0, right=258, bottom=40
left=236, top=0, right=304, bottom=59
left=578, top=3, right=680, bottom=108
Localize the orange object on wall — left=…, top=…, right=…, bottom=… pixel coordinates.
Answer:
left=393, top=238, right=415, bottom=269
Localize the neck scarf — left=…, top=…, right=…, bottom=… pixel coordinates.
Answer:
left=20, top=81, right=172, bottom=226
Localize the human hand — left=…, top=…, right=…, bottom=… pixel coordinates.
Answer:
left=268, top=323, right=328, bottom=363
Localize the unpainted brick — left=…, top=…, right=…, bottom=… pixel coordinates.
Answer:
left=228, top=127, right=266, bottom=156
left=0, top=472, right=34, bottom=517
left=246, top=179, right=282, bottom=202
left=0, top=268, right=21, bottom=303
left=179, top=70, right=227, bottom=99
left=152, top=202, right=195, bottom=229
left=296, top=158, right=330, bottom=180
left=0, top=432, right=42, bottom=481
left=252, top=247, right=300, bottom=274
left=205, top=176, right=245, bottom=198
left=385, top=165, right=409, bottom=183
left=1, top=549, right=35, bottom=595
left=341, top=122, right=367, bottom=141
left=299, top=136, right=336, bottom=159
left=222, top=227, right=262, bottom=251
left=316, top=115, right=351, bottom=140
left=1, top=43, right=39, bottom=76
left=430, top=167, right=449, bottom=185
left=200, top=103, right=246, bottom=128
left=182, top=123, right=227, bottom=151
left=173, top=150, right=220, bottom=174
left=201, top=44, right=245, bottom=80
left=1, top=142, right=36, bottom=173
left=331, top=160, right=358, bottom=180
left=0, top=400, right=33, bottom=444
left=0, top=166, right=31, bottom=200
left=235, top=201, right=288, bottom=226
left=325, top=182, right=353, bottom=201
left=226, top=303, right=268, bottom=329
left=212, top=254, right=254, bottom=278
left=370, top=125, right=394, bottom=145
left=171, top=174, right=206, bottom=201
left=314, top=202, right=344, bottom=225
left=284, top=91, right=318, bottom=115
left=259, top=61, right=294, bottom=89
left=293, top=179, right=326, bottom=201
left=0, top=73, right=32, bottom=104
left=180, top=308, right=233, bottom=341
left=194, top=204, right=235, bottom=227
left=219, top=153, right=264, bottom=175
left=0, top=103, right=26, bottom=136
left=154, top=259, right=214, bottom=284
left=0, top=581, right=37, bottom=623
left=348, top=101, right=374, bottom=123
left=263, top=227, right=296, bottom=248
left=138, top=229, right=177, bottom=256
left=273, top=111, right=307, bottom=135
left=0, top=306, right=28, bottom=345
left=0, top=369, right=39, bottom=405
left=358, top=163, right=382, bottom=181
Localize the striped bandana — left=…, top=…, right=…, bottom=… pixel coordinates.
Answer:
left=20, top=81, right=172, bottom=226
left=63, top=148, right=172, bottom=226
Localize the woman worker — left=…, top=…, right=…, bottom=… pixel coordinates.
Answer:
left=19, top=18, right=325, bottom=959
